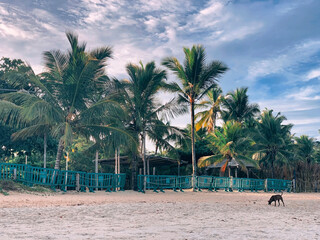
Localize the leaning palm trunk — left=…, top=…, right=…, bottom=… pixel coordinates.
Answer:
left=54, top=138, right=64, bottom=169
left=190, top=100, right=197, bottom=191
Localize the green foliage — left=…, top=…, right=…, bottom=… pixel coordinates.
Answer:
left=195, top=86, right=223, bottom=132
left=294, top=135, right=315, bottom=164
left=0, top=33, right=127, bottom=170
left=0, top=57, right=26, bottom=93
left=0, top=180, right=53, bottom=194
left=252, top=109, right=293, bottom=178
left=162, top=45, right=228, bottom=104
left=222, top=87, right=260, bottom=123
left=198, top=121, right=258, bottom=172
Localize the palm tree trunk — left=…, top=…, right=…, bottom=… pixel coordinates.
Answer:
left=190, top=100, right=197, bottom=191
left=142, top=130, right=147, bottom=192
left=54, top=138, right=64, bottom=169
left=117, top=147, right=120, bottom=174
left=132, top=155, right=138, bottom=190
left=115, top=148, right=118, bottom=174
left=271, top=157, right=274, bottom=179
left=44, top=132, right=47, bottom=168
left=95, top=150, right=99, bottom=191
left=155, top=144, right=158, bottom=155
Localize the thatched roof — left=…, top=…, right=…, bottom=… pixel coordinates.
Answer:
left=206, top=158, right=255, bottom=169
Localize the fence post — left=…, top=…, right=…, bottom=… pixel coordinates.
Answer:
left=265, top=179, right=268, bottom=192
left=13, top=168, right=17, bottom=181
left=76, top=173, right=80, bottom=192
left=292, top=179, right=296, bottom=193
left=230, top=176, right=233, bottom=191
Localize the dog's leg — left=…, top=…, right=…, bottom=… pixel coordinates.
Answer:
left=278, top=200, right=280, bottom=206
left=281, top=199, right=285, bottom=206
left=274, top=201, right=276, bottom=207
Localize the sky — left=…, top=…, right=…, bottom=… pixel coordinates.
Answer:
left=0, top=0, right=320, bottom=144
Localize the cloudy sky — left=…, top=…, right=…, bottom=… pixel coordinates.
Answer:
left=0, top=0, right=320, bottom=141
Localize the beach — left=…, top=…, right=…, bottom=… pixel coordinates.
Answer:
left=0, top=191, right=319, bottom=239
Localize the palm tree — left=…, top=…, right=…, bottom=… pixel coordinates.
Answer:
left=0, top=32, right=121, bottom=170
left=113, top=61, right=184, bottom=190
left=195, top=86, right=223, bottom=132
left=294, top=135, right=315, bottom=164
left=162, top=45, right=228, bottom=191
left=294, top=135, right=316, bottom=190
left=198, top=120, right=258, bottom=177
left=222, top=87, right=260, bottom=123
left=252, top=109, right=293, bottom=178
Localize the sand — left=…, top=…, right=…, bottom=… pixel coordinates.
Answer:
left=0, top=190, right=319, bottom=240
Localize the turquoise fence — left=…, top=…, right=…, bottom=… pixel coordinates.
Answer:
left=0, top=162, right=125, bottom=192
left=138, top=175, right=292, bottom=193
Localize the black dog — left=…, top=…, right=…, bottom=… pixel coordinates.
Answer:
left=268, top=192, right=285, bottom=207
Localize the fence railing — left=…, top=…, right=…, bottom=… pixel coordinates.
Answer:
left=0, top=162, right=125, bottom=192
left=138, top=175, right=292, bottom=193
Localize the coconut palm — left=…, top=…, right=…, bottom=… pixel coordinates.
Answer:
left=0, top=32, right=123, bottom=169
left=252, top=109, right=293, bottom=178
left=162, top=45, right=228, bottom=191
left=198, top=120, right=258, bottom=176
left=195, top=86, right=223, bottom=132
left=113, top=61, right=185, bottom=190
left=222, top=87, right=260, bottom=123
left=292, top=135, right=316, bottom=191
left=294, top=135, right=315, bottom=164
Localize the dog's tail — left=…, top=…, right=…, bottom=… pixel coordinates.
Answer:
left=281, top=191, right=283, bottom=196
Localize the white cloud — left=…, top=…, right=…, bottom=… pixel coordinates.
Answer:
left=285, top=117, right=320, bottom=126
left=306, top=69, right=320, bottom=80
left=286, top=86, right=320, bottom=101
left=0, top=4, right=9, bottom=15
left=0, top=20, right=32, bottom=39
left=248, top=40, right=320, bottom=80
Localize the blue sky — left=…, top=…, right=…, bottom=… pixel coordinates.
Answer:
left=0, top=0, right=319, bottom=141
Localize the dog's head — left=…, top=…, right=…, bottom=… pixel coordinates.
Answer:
left=268, top=200, right=271, bottom=205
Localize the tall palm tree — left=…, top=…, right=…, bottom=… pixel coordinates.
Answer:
left=162, top=45, right=228, bottom=191
left=113, top=61, right=184, bottom=190
left=222, top=87, right=260, bottom=123
left=252, top=109, right=293, bottom=178
left=294, top=135, right=315, bottom=164
left=198, top=120, right=258, bottom=176
left=294, top=135, right=315, bottom=188
left=195, top=86, right=223, bottom=132
left=0, top=32, right=121, bottom=169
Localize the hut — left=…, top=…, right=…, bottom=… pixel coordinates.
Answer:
left=96, top=154, right=188, bottom=176
left=206, top=158, right=256, bottom=178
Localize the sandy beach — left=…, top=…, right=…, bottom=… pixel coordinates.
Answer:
left=0, top=190, right=319, bottom=240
